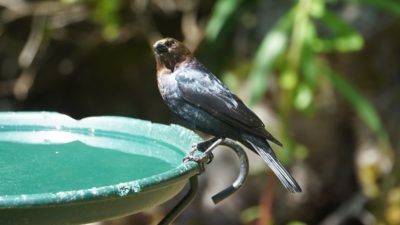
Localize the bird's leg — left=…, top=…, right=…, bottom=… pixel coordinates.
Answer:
left=185, top=137, right=224, bottom=165
left=192, top=136, right=220, bottom=152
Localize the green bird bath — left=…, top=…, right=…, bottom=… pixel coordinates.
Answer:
left=0, top=112, right=203, bottom=225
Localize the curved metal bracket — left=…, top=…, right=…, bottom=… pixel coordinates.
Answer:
left=158, top=138, right=249, bottom=225
left=209, top=139, right=249, bottom=204
left=158, top=176, right=198, bottom=225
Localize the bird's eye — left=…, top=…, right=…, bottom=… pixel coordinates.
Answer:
left=165, top=40, right=175, bottom=48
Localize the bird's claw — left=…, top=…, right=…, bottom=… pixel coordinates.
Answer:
left=183, top=154, right=201, bottom=163
left=205, top=152, right=214, bottom=164
left=183, top=151, right=214, bottom=164
left=191, top=143, right=198, bottom=152
left=183, top=143, right=215, bottom=173
left=184, top=143, right=201, bottom=162
left=184, top=138, right=222, bottom=172
left=183, top=151, right=214, bottom=173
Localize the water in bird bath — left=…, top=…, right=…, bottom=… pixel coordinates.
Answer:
left=0, top=113, right=201, bottom=225
left=0, top=127, right=182, bottom=196
left=0, top=141, right=174, bottom=196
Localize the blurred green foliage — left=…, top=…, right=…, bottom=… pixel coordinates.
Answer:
left=92, top=0, right=121, bottom=40
left=205, top=0, right=395, bottom=161
left=349, top=0, right=400, bottom=15
left=206, top=0, right=244, bottom=43
left=204, top=0, right=399, bottom=224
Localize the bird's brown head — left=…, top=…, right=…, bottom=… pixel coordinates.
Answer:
left=153, top=38, right=192, bottom=73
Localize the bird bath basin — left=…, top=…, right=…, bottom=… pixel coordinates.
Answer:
left=0, top=112, right=203, bottom=225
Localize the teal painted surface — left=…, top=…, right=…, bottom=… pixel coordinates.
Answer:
left=0, top=141, right=173, bottom=195
left=0, top=112, right=202, bottom=224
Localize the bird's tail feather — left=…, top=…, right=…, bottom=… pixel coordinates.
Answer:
left=241, top=134, right=302, bottom=193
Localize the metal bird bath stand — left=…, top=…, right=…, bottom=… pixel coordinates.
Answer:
left=0, top=112, right=249, bottom=225
left=159, top=139, right=249, bottom=225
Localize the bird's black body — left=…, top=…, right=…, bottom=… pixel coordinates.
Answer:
left=158, top=60, right=241, bottom=138
left=153, top=38, right=301, bottom=193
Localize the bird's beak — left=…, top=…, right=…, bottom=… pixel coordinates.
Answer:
left=153, top=42, right=168, bottom=55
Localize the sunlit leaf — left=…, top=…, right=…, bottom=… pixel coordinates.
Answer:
left=248, top=10, right=294, bottom=105
left=287, top=2, right=313, bottom=65
left=62, top=0, right=80, bottom=4
left=294, top=83, right=313, bottom=111
left=314, top=12, right=364, bottom=52
left=280, top=67, right=298, bottom=90
left=92, top=0, right=120, bottom=40
left=386, top=205, right=400, bottom=225
left=294, top=144, right=309, bottom=160
left=222, top=71, right=240, bottom=92
left=297, top=40, right=317, bottom=113
left=205, top=0, right=244, bottom=43
left=240, top=206, right=259, bottom=224
left=314, top=35, right=363, bottom=52
left=310, top=0, right=326, bottom=18
left=301, top=42, right=317, bottom=88
left=288, top=221, right=308, bottom=225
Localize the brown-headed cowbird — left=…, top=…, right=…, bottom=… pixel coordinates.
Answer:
left=153, top=37, right=301, bottom=193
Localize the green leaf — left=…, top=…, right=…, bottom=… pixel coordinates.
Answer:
left=280, top=67, right=298, bottom=91
left=348, top=0, right=400, bottom=15
left=294, top=144, right=309, bottom=160
left=222, top=71, right=241, bottom=92
left=92, top=0, right=120, bottom=40
left=296, top=41, right=317, bottom=113
left=288, top=221, right=308, bottom=225
left=321, top=66, right=386, bottom=139
left=310, top=0, right=326, bottom=18
left=248, top=10, right=294, bottom=105
left=294, top=83, right=313, bottom=111
left=314, top=12, right=364, bottom=52
left=240, top=206, right=259, bottom=223
left=301, top=42, right=318, bottom=88
left=205, top=0, right=244, bottom=43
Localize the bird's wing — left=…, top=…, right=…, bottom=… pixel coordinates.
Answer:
left=175, top=68, right=282, bottom=146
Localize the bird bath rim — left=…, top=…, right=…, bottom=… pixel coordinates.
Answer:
left=0, top=112, right=250, bottom=225
left=0, top=112, right=201, bottom=209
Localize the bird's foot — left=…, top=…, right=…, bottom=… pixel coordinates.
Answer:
left=184, top=137, right=224, bottom=165
left=183, top=152, right=214, bottom=164
left=185, top=141, right=214, bottom=164
left=183, top=151, right=214, bottom=173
